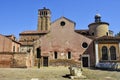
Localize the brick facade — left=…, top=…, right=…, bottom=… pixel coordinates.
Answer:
left=40, top=17, right=92, bottom=61
left=0, top=34, right=20, bottom=52
left=18, top=8, right=120, bottom=68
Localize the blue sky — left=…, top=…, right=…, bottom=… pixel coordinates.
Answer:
left=0, top=0, right=120, bottom=38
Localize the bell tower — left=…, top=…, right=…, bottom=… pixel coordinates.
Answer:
left=37, top=7, right=51, bottom=32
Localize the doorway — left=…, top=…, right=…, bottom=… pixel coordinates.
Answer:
left=82, top=55, right=90, bottom=67
left=43, top=57, right=48, bottom=67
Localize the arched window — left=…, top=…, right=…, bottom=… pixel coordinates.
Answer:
left=110, top=46, right=116, bottom=60
left=36, top=48, right=41, bottom=58
left=68, top=51, right=71, bottom=59
left=54, top=51, right=58, bottom=59
left=102, top=46, right=108, bottom=60
left=13, top=46, right=15, bottom=52
left=40, top=12, right=42, bottom=15
left=46, top=11, right=47, bottom=15
left=92, top=32, right=94, bottom=36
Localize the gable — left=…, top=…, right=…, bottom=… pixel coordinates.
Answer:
left=52, top=16, right=76, bottom=25
left=51, top=17, right=76, bottom=32
left=41, top=24, right=92, bottom=54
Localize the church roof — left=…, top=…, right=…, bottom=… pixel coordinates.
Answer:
left=0, top=34, right=21, bottom=44
left=38, top=7, right=50, bottom=12
left=19, top=30, right=49, bottom=35
left=75, top=29, right=90, bottom=36
left=88, top=22, right=109, bottom=27
left=75, top=29, right=89, bottom=33
left=52, top=16, right=76, bottom=26
left=95, top=36, right=120, bottom=41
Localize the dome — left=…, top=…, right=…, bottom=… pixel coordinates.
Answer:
left=95, top=13, right=101, bottom=22
left=95, top=13, right=101, bottom=18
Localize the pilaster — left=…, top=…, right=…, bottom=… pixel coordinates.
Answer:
left=118, top=42, right=120, bottom=57
left=95, top=41, right=99, bottom=66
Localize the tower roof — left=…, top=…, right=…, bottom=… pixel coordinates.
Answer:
left=38, top=7, right=51, bottom=13
left=88, top=13, right=109, bottom=27
left=95, top=13, right=101, bottom=18
left=94, top=13, right=101, bottom=22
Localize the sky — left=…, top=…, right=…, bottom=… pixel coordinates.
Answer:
left=0, top=0, right=120, bottom=38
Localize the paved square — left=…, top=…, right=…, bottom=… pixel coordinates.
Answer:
left=0, top=67, right=119, bottom=80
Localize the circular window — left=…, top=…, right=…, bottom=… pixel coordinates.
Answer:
left=60, top=21, right=65, bottom=26
left=82, top=42, right=88, bottom=48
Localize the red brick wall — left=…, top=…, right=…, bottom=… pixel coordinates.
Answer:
left=0, top=34, right=20, bottom=52
left=0, top=53, right=13, bottom=68
left=13, top=53, right=27, bottom=68
left=0, top=35, right=12, bottom=52
left=0, top=52, right=26, bottom=68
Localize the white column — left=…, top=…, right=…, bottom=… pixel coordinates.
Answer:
left=95, top=42, right=99, bottom=67
left=30, top=49, right=34, bottom=67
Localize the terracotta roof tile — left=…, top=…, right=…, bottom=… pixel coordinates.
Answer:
left=96, top=36, right=120, bottom=41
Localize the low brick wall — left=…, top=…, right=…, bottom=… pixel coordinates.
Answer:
left=0, top=53, right=13, bottom=68
left=0, top=52, right=27, bottom=68
left=49, top=59, right=81, bottom=67
left=13, top=53, right=27, bottom=68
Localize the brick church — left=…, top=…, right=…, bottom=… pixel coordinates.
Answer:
left=0, top=7, right=120, bottom=68
left=18, top=7, right=120, bottom=68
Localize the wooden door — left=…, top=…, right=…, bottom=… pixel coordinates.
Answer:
left=43, top=57, right=48, bottom=67
left=82, top=57, right=89, bottom=67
